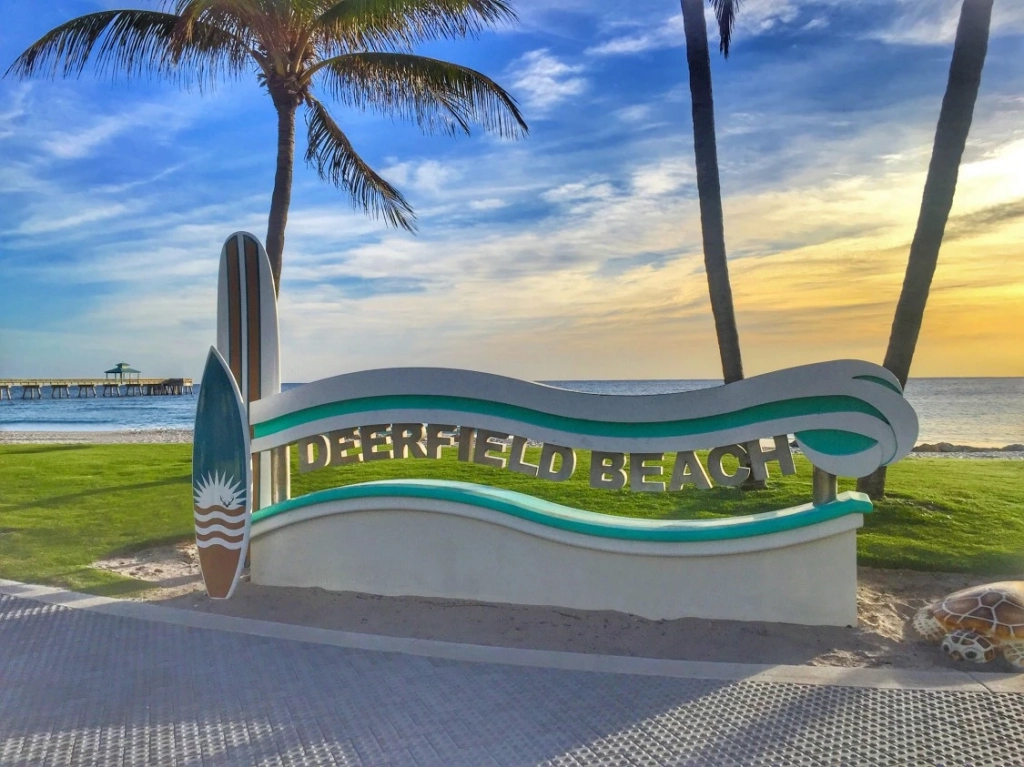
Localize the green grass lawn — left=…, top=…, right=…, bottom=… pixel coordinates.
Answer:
left=0, top=443, right=1021, bottom=596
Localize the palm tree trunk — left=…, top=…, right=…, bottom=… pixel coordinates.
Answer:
left=858, top=0, right=992, bottom=499
left=680, top=0, right=743, bottom=385
left=266, top=99, right=297, bottom=298
left=266, top=97, right=298, bottom=505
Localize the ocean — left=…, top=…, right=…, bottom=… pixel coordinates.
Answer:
left=0, top=378, right=1021, bottom=448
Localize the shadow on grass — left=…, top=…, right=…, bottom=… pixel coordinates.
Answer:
left=0, top=444, right=93, bottom=456
left=102, top=533, right=195, bottom=559
left=4, top=476, right=191, bottom=512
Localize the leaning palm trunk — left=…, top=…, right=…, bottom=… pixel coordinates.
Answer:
left=267, top=98, right=299, bottom=503
left=680, top=0, right=744, bottom=385
left=858, top=0, right=992, bottom=499
left=266, top=98, right=299, bottom=296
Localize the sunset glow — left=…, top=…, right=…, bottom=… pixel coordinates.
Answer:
left=1, top=0, right=1022, bottom=380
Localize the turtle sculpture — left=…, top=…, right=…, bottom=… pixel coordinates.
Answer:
left=913, top=581, right=1024, bottom=669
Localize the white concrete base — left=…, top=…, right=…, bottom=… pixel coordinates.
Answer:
left=250, top=499, right=863, bottom=626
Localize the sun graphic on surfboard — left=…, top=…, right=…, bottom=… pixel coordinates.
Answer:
left=193, top=471, right=246, bottom=510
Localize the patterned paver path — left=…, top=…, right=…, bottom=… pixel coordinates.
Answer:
left=2, top=586, right=1024, bottom=766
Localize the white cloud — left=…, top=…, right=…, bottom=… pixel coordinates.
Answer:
left=507, top=49, right=588, bottom=112
left=380, top=159, right=461, bottom=195
left=541, top=179, right=615, bottom=204
left=585, top=3, right=803, bottom=58
left=39, top=99, right=198, bottom=160
left=631, top=160, right=690, bottom=197
left=468, top=198, right=508, bottom=211
left=586, top=15, right=684, bottom=56
left=866, top=0, right=1024, bottom=45
left=0, top=84, right=30, bottom=141
left=614, top=105, right=653, bottom=123
left=12, top=202, right=138, bottom=236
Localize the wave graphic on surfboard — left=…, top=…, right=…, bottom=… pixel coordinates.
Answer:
left=194, top=471, right=247, bottom=548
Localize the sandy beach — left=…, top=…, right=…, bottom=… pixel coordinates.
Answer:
left=0, top=429, right=193, bottom=444
left=8, top=428, right=1023, bottom=672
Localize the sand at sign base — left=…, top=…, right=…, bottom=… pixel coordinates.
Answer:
left=88, top=543, right=1023, bottom=672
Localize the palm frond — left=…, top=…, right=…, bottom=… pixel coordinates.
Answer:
left=170, top=0, right=270, bottom=49
left=711, top=0, right=742, bottom=58
left=314, top=0, right=517, bottom=52
left=304, top=96, right=417, bottom=231
left=5, top=10, right=249, bottom=89
left=312, top=53, right=528, bottom=138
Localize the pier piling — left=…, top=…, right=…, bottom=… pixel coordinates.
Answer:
left=1, top=378, right=193, bottom=399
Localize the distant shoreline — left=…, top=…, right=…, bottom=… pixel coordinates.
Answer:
left=0, top=429, right=193, bottom=444
left=0, top=429, right=1021, bottom=458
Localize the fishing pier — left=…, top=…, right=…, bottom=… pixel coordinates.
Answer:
left=0, top=378, right=193, bottom=400
left=0, top=362, right=193, bottom=400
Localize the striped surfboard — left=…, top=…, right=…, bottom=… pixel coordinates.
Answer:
left=216, top=232, right=281, bottom=509
left=193, top=347, right=252, bottom=599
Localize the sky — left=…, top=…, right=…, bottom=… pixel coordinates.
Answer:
left=0, top=0, right=1022, bottom=383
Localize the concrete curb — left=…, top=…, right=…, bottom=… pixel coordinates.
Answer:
left=2, top=579, right=1021, bottom=694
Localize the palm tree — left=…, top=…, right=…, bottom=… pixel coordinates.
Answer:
left=678, top=0, right=771, bottom=490
left=6, top=0, right=529, bottom=296
left=679, top=0, right=743, bottom=384
left=857, top=0, right=993, bottom=499
left=7, top=1, right=528, bottom=507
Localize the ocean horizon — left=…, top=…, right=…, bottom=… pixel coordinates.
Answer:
left=1, top=377, right=1021, bottom=449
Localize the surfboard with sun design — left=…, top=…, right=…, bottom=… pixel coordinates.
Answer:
left=193, top=346, right=252, bottom=599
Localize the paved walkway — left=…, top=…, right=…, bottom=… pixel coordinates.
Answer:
left=2, top=583, right=1023, bottom=766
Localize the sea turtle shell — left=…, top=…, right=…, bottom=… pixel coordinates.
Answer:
left=931, top=581, right=1024, bottom=641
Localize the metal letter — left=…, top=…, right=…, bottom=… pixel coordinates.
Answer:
left=508, top=435, right=539, bottom=477
left=359, top=424, right=393, bottom=461
left=630, top=453, right=665, bottom=493
left=392, top=423, right=427, bottom=459
left=745, top=435, right=796, bottom=481
left=537, top=443, right=576, bottom=481
left=328, top=427, right=362, bottom=466
left=297, top=434, right=330, bottom=473
left=456, top=427, right=475, bottom=462
left=425, top=424, right=457, bottom=459
left=590, top=451, right=626, bottom=489
left=473, top=429, right=509, bottom=468
left=708, top=445, right=751, bottom=487
left=668, top=451, right=712, bottom=490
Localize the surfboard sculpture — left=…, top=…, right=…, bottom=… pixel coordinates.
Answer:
left=192, top=346, right=252, bottom=599
left=216, top=231, right=281, bottom=508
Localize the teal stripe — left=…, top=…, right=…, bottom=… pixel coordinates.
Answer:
left=251, top=480, right=873, bottom=542
left=795, top=429, right=878, bottom=456
left=253, top=394, right=887, bottom=446
left=853, top=375, right=903, bottom=394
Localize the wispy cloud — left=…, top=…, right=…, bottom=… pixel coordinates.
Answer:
left=584, top=2, right=803, bottom=58
left=585, top=16, right=684, bottom=56
left=12, top=202, right=139, bottom=236
left=39, top=99, right=200, bottom=160
left=541, top=178, right=615, bottom=204
left=468, top=198, right=509, bottom=211
left=866, top=0, right=1024, bottom=45
left=0, top=84, right=31, bottom=140
left=507, top=49, right=588, bottom=111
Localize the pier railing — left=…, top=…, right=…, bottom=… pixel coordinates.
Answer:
left=0, top=378, right=194, bottom=399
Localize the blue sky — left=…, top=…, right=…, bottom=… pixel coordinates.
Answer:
left=1, top=0, right=1023, bottom=382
